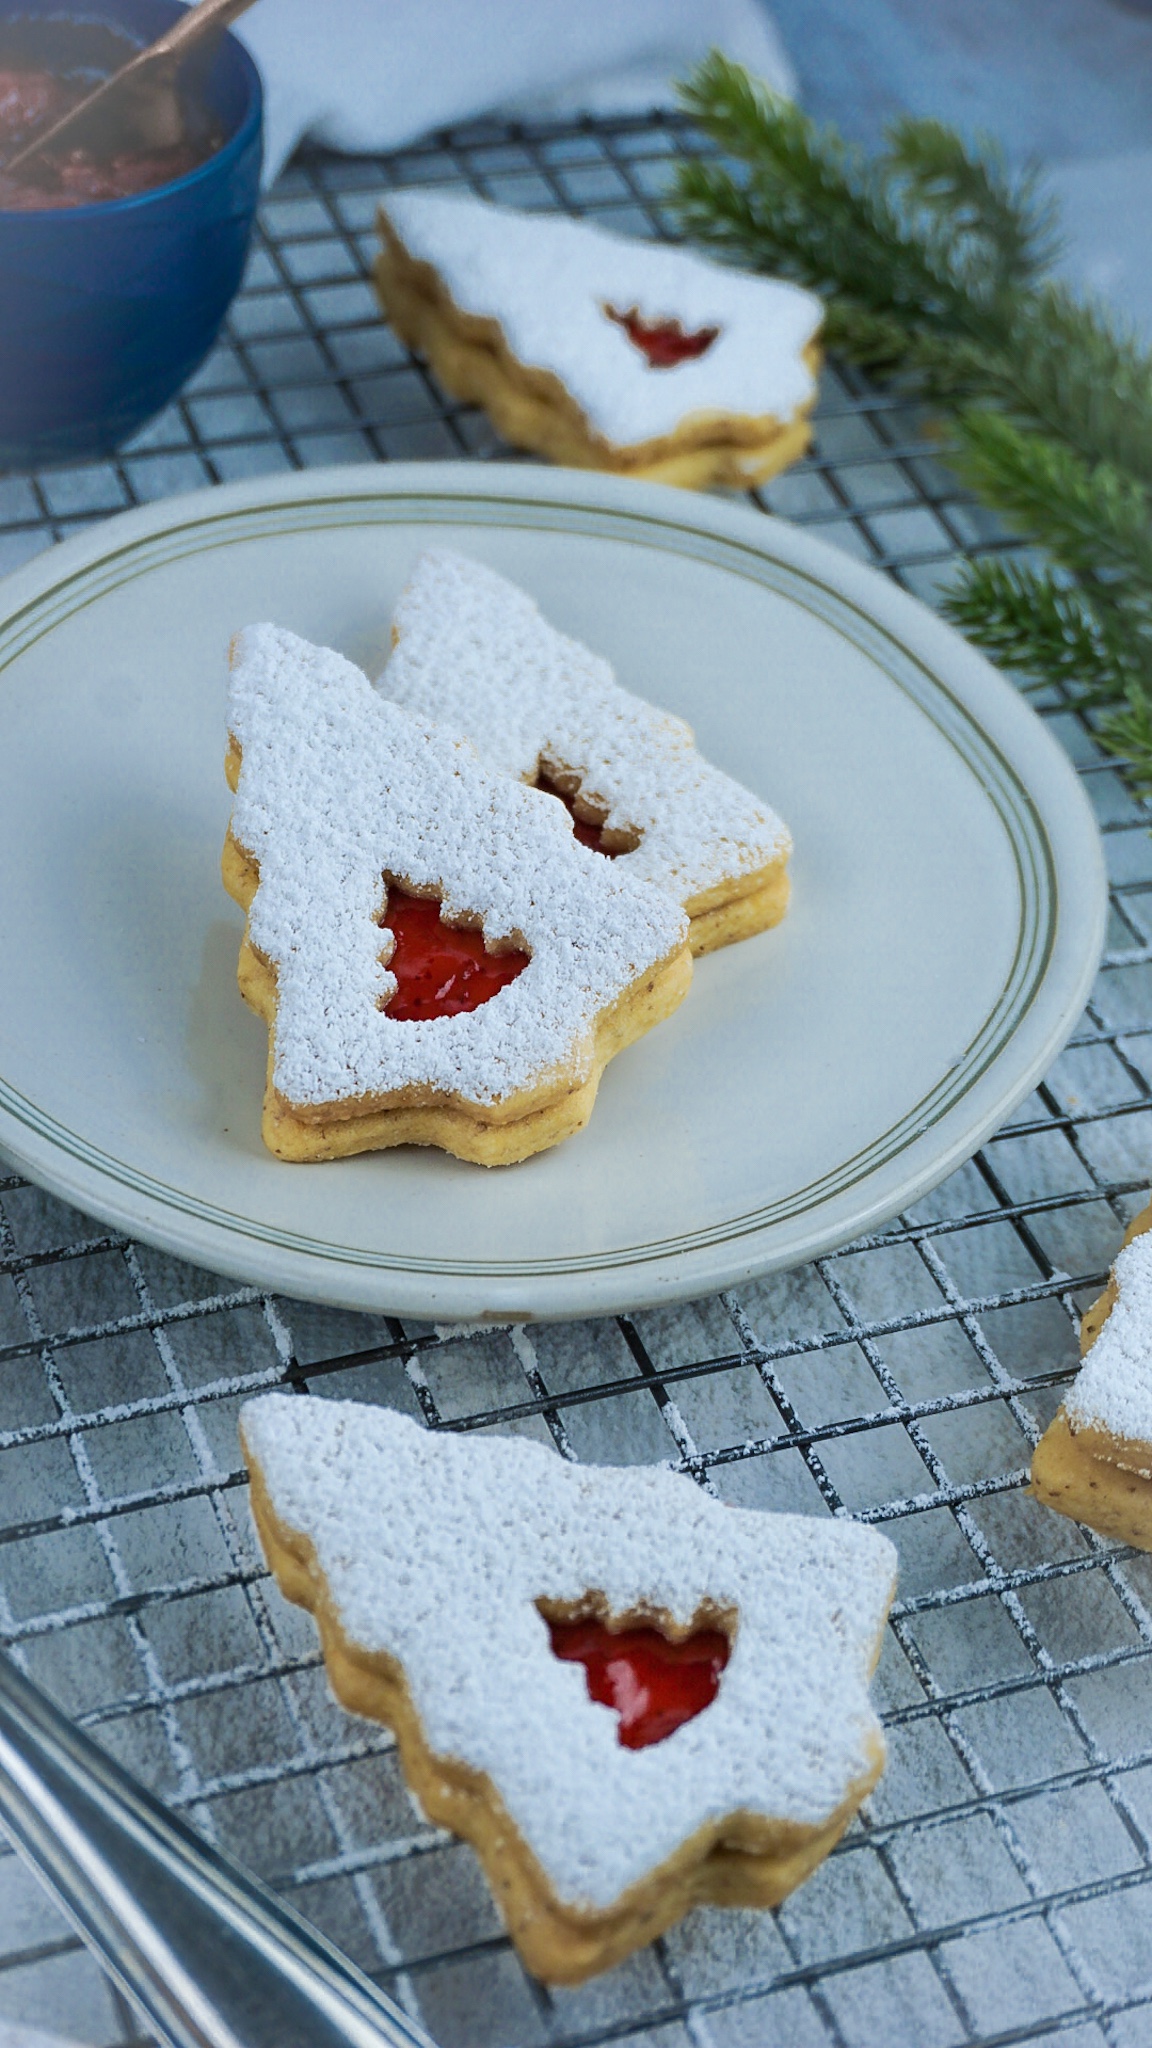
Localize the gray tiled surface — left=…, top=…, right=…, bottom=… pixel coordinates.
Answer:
left=2, top=111, right=1152, bottom=2048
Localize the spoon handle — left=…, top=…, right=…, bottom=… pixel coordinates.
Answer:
left=0, top=1651, right=438, bottom=2048
left=144, top=0, right=264, bottom=66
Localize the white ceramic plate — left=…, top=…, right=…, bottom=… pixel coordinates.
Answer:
left=0, top=464, right=1106, bottom=1321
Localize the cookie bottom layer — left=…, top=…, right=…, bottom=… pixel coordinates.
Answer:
left=1030, top=1199, right=1152, bottom=1548
left=223, top=821, right=692, bottom=1166
left=686, top=858, right=791, bottom=955
left=1030, top=1412, right=1152, bottom=1550
left=375, top=237, right=816, bottom=492
left=245, top=1441, right=888, bottom=1984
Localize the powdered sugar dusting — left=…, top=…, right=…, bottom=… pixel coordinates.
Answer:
left=380, top=189, right=821, bottom=447
left=384, top=550, right=791, bottom=907
left=226, top=624, right=687, bottom=1109
left=1067, top=1229, right=1152, bottom=1445
left=241, top=1393, right=896, bottom=1910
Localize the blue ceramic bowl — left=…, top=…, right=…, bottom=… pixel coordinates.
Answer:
left=0, top=0, right=262, bottom=468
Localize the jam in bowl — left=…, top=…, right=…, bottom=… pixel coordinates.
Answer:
left=0, top=15, right=222, bottom=209
left=0, top=0, right=261, bottom=467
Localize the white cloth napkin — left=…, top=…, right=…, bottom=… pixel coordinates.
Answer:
left=236, top=0, right=794, bottom=185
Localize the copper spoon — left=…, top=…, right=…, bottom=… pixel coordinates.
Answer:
left=3, top=0, right=262, bottom=175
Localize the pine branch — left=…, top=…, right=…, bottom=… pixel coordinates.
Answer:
left=951, top=411, right=1152, bottom=588
left=675, top=53, right=1152, bottom=485
left=676, top=57, right=1005, bottom=334
left=1100, top=695, right=1152, bottom=795
left=673, top=51, right=1152, bottom=791
left=884, top=118, right=1061, bottom=291
left=995, top=285, right=1152, bottom=486
left=940, top=559, right=1140, bottom=705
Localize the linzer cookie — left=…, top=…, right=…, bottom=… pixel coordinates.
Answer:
left=223, top=623, right=690, bottom=1165
left=240, top=1393, right=897, bottom=1984
left=1031, top=1199, right=1152, bottom=1548
left=375, top=190, right=822, bottom=490
left=384, top=549, right=792, bottom=954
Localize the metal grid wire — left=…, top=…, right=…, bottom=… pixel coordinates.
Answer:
left=2, top=110, right=1152, bottom=2048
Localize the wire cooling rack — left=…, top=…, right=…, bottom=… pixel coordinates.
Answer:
left=2, top=110, right=1152, bottom=2048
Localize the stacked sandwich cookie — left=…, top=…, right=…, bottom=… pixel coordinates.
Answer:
left=375, top=190, right=822, bottom=490
left=222, top=549, right=792, bottom=1165
left=241, top=1394, right=897, bottom=1983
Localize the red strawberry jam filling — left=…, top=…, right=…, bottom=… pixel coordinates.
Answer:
left=604, top=303, right=720, bottom=370
left=0, top=53, right=215, bottom=210
left=379, top=887, right=528, bottom=1022
left=548, top=1616, right=731, bottom=1749
left=535, top=773, right=619, bottom=857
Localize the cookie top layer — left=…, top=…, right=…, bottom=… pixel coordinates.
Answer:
left=379, top=189, right=821, bottom=446
left=227, top=623, right=687, bottom=1110
left=1068, top=1228, right=1152, bottom=1443
left=384, top=549, right=791, bottom=907
left=241, top=1393, right=896, bottom=1910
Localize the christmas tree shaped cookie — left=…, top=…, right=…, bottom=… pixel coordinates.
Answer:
left=375, top=190, right=822, bottom=490
left=1032, top=1199, right=1152, bottom=1548
left=240, top=1393, right=897, bottom=1983
left=223, top=623, right=691, bottom=1165
left=383, top=549, right=792, bottom=954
